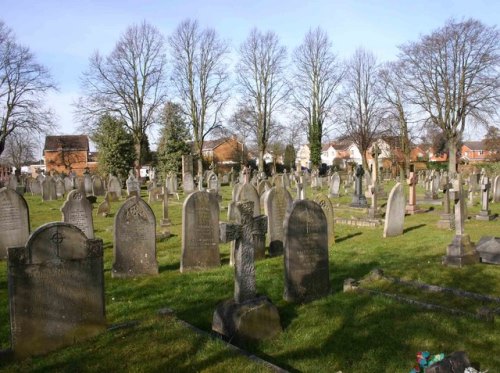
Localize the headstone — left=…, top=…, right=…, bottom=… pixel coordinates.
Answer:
left=437, top=173, right=453, bottom=229
left=159, top=186, right=171, bottom=235
left=383, top=183, right=405, bottom=238
left=264, top=187, right=293, bottom=257
left=83, top=171, right=93, bottom=196
left=182, top=172, right=195, bottom=194
left=283, top=200, right=330, bottom=303
left=213, top=201, right=281, bottom=344
left=405, top=165, right=422, bottom=214
left=7, top=223, right=105, bottom=358
left=207, top=172, right=219, bottom=193
left=108, top=175, right=122, bottom=201
left=41, top=176, right=57, bottom=201
left=476, top=236, right=500, bottom=264
left=181, top=191, right=220, bottom=272
left=64, top=177, right=74, bottom=193
left=493, top=175, right=500, bottom=203
left=61, top=190, right=94, bottom=239
left=350, top=165, right=367, bottom=208
left=476, top=176, right=493, bottom=220
left=314, top=193, right=335, bottom=247
left=442, top=174, right=479, bottom=267
left=126, top=170, right=140, bottom=197
left=329, top=172, right=341, bottom=198
left=0, top=187, right=30, bottom=258
left=7, top=175, right=18, bottom=190
left=30, top=179, right=41, bottom=195
left=55, top=178, right=65, bottom=199
left=236, top=183, right=261, bottom=217
left=92, top=175, right=105, bottom=196
left=257, top=180, right=271, bottom=196
left=97, top=193, right=111, bottom=217
left=112, top=196, right=158, bottom=277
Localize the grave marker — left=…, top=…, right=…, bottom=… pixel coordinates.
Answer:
left=61, top=190, right=94, bottom=239
left=0, top=187, right=30, bottom=258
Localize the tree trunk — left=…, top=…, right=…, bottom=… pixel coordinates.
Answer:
left=361, top=152, right=369, bottom=173
left=0, top=138, right=5, bottom=157
left=197, top=156, right=203, bottom=181
left=448, top=139, right=457, bottom=176
left=258, top=149, right=264, bottom=172
left=134, top=140, right=142, bottom=179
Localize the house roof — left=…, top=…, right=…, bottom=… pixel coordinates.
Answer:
left=44, top=135, right=89, bottom=151
left=462, top=141, right=484, bottom=151
left=321, top=141, right=350, bottom=152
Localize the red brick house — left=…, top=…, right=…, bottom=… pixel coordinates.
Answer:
left=201, top=136, right=246, bottom=172
left=44, top=135, right=97, bottom=176
left=460, top=141, right=495, bottom=163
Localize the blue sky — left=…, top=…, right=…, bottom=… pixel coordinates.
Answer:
left=2, top=0, right=499, bottom=143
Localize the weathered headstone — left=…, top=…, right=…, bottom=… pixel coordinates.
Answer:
left=350, top=165, right=367, bottom=208
left=55, top=178, right=65, bottom=199
left=476, top=236, right=500, bottom=264
left=493, top=175, right=500, bottom=203
left=64, top=177, right=74, bottom=193
left=442, top=174, right=479, bottom=267
left=0, top=187, right=30, bottom=258
left=314, top=193, right=335, bottom=247
left=283, top=200, right=330, bottom=303
left=383, top=183, right=405, bottom=238
left=61, top=190, right=94, bottom=239
left=92, top=175, right=105, bottom=196
left=83, top=171, right=93, bottom=196
left=476, top=176, right=493, bottom=221
left=107, top=175, right=122, bottom=201
left=236, top=182, right=261, bottom=217
left=30, top=179, right=41, bottom=195
left=181, top=191, right=220, bottom=272
left=213, top=201, right=281, bottom=344
left=41, top=176, right=57, bottom=201
left=96, top=193, right=111, bottom=217
left=7, top=223, right=105, bottom=358
left=437, top=173, right=453, bottom=229
left=264, top=187, right=293, bottom=257
left=126, top=171, right=140, bottom=197
left=112, top=196, right=158, bottom=277
left=405, top=165, right=422, bottom=214
left=329, top=172, right=341, bottom=198
left=182, top=172, right=195, bottom=194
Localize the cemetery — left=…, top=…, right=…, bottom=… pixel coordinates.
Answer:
left=0, top=168, right=499, bottom=372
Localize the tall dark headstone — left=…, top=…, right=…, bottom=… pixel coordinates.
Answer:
left=0, top=187, right=30, bottom=258
left=8, top=223, right=105, bottom=358
left=350, top=165, right=367, bottom=207
left=112, top=196, right=158, bottom=277
left=284, top=200, right=330, bottom=303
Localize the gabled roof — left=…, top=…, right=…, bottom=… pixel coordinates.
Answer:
left=321, top=141, right=350, bottom=152
left=462, top=141, right=484, bottom=151
left=200, top=137, right=242, bottom=151
left=44, top=135, right=89, bottom=151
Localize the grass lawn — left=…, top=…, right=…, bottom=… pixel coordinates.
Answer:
left=0, top=181, right=499, bottom=372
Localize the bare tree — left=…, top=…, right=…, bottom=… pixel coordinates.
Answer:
left=0, top=131, right=37, bottom=170
left=398, top=18, right=500, bottom=174
left=337, top=48, right=385, bottom=170
left=236, top=28, right=289, bottom=172
left=76, top=21, right=168, bottom=176
left=169, top=19, right=230, bottom=177
left=292, top=27, right=343, bottom=170
left=378, top=61, right=412, bottom=177
left=0, top=21, right=56, bottom=156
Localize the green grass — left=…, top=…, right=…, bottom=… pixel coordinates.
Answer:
left=1, top=182, right=500, bottom=372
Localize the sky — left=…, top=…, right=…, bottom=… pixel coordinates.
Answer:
left=2, top=0, right=499, bottom=151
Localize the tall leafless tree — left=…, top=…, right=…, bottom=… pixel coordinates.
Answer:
left=0, top=21, right=56, bottom=157
left=378, top=61, right=412, bottom=177
left=398, top=18, right=500, bottom=174
left=236, top=28, right=289, bottom=172
left=0, top=131, right=37, bottom=170
left=169, top=19, right=230, bottom=177
left=292, top=27, right=343, bottom=170
left=76, top=21, right=168, bottom=176
left=337, top=48, right=385, bottom=170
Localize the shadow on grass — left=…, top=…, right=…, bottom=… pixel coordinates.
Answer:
left=335, top=232, right=362, bottom=243
left=159, top=262, right=180, bottom=272
left=403, top=224, right=426, bottom=234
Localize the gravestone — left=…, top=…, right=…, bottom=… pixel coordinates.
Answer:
left=383, top=183, right=405, bottom=238
left=112, top=196, right=158, bottom=277
left=314, top=193, right=335, bottom=247
left=442, top=174, right=479, bottom=267
left=0, top=187, right=30, bottom=259
left=257, top=180, right=271, bottom=197
left=108, top=175, right=122, bottom=201
left=476, top=176, right=493, bottom=221
left=7, top=223, right=105, bottom=358
left=92, top=175, right=105, bottom=196
left=207, top=172, right=219, bottom=193
left=213, top=201, right=281, bottom=344
left=437, top=173, right=453, bottom=229
left=41, top=176, right=57, bottom=201
left=30, top=179, right=41, bottom=195
left=55, top=178, right=65, bottom=199
left=126, top=171, right=140, bottom=197
left=97, top=192, right=111, bottom=217
left=283, top=200, right=330, bottom=303
left=236, top=182, right=261, bottom=217
left=7, top=175, right=18, bottom=190
left=159, top=186, right=171, bottom=236
left=182, top=172, right=195, bottom=194
left=350, top=165, right=367, bottom=208
left=181, top=191, right=220, bottom=272
left=329, top=172, right=341, bottom=198
left=476, top=236, right=500, bottom=264
left=64, top=177, right=74, bottom=193
left=61, top=190, right=94, bottom=239
left=493, top=175, right=500, bottom=203
left=83, top=171, right=93, bottom=196
left=264, top=187, right=293, bottom=257
left=405, top=165, right=422, bottom=214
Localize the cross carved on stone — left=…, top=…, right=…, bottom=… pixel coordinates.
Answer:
left=219, top=201, right=267, bottom=303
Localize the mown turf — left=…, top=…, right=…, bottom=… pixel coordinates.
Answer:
left=1, top=181, right=499, bottom=372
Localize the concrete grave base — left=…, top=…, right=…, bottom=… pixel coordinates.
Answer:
left=212, top=296, right=281, bottom=344
left=442, top=235, right=480, bottom=267
left=436, top=213, right=453, bottom=229
left=476, top=236, right=500, bottom=264
left=405, top=204, right=424, bottom=215
left=475, top=210, right=494, bottom=221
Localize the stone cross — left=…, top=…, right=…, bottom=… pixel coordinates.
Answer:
left=476, top=176, right=493, bottom=220
left=450, top=176, right=465, bottom=236
left=161, top=186, right=171, bottom=227
left=441, top=173, right=452, bottom=215
left=368, top=184, right=378, bottom=218
left=405, top=165, right=420, bottom=214
left=219, top=201, right=267, bottom=304
left=371, top=143, right=381, bottom=185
